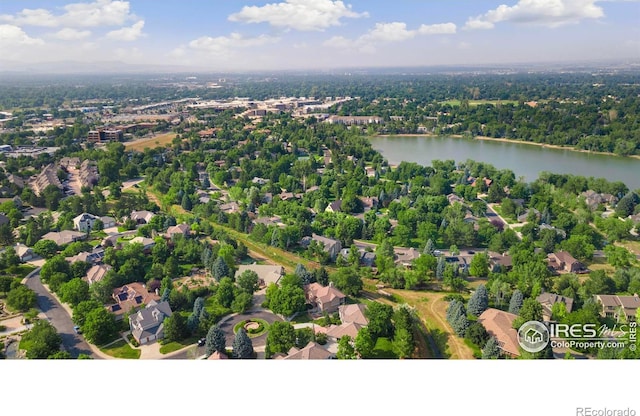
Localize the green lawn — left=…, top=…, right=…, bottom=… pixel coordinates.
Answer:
left=100, top=339, right=141, bottom=359
left=372, top=337, right=397, bottom=359
left=160, top=337, right=198, bottom=354
left=233, top=318, right=270, bottom=338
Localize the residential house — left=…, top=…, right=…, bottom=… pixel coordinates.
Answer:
left=447, top=193, right=465, bottom=206
left=128, top=236, right=156, bottom=252
left=166, top=223, right=191, bottom=239
left=547, top=251, right=587, bottom=274
left=537, top=293, right=574, bottom=322
left=304, top=282, right=346, bottom=314
left=360, top=251, right=376, bottom=267
left=235, top=264, right=285, bottom=288
left=279, top=342, right=334, bottom=360
left=219, top=201, right=240, bottom=214
left=394, top=247, right=421, bottom=267
left=325, top=200, right=342, bottom=213
left=207, top=351, right=229, bottom=360
left=100, top=216, right=116, bottom=228
left=308, top=234, right=342, bottom=260
left=488, top=252, right=513, bottom=272
left=73, top=213, right=99, bottom=233
left=478, top=308, right=521, bottom=357
left=517, top=208, right=540, bottom=223
left=594, top=294, right=640, bottom=322
left=42, top=230, right=86, bottom=246
left=107, top=282, right=160, bottom=319
left=130, top=210, right=155, bottom=225
left=339, top=303, right=369, bottom=326
left=358, top=197, right=378, bottom=212
left=14, top=243, right=34, bottom=262
left=65, top=248, right=105, bottom=264
left=78, top=159, right=99, bottom=189
left=325, top=322, right=365, bottom=340
left=84, top=264, right=112, bottom=285
left=129, top=300, right=173, bottom=345
left=581, top=190, right=619, bottom=210
left=0, top=214, right=9, bottom=226
left=30, top=163, right=63, bottom=197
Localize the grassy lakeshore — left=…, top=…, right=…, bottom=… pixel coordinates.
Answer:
left=372, top=133, right=640, bottom=161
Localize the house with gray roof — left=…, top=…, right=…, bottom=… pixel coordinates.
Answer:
left=129, top=300, right=173, bottom=345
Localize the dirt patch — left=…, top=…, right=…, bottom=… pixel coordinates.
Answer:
left=174, top=273, right=215, bottom=291
left=124, top=132, right=177, bottom=152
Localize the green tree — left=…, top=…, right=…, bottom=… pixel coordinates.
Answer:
left=482, top=336, right=501, bottom=359
left=508, top=290, right=524, bottom=315
left=365, top=302, right=394, bottom=339
left=467, top=284, right=489, bottom=316
left=469, top=252, right=489, bottom=277
left=236, top=270, right=260, bottom=294
left=513, top=298, right=543, bottom=329
left=33, top=240, right=59, bottom=259
left=212, top=256, right=230, bottom=282
left=231, top=292, right=253, bottom=314
left=329, top=268, right=363, bottom=296
left=215, top=277, right=236, bottom=308
left=336, top=335, right=357, bottom=359
left=163, top=312, right=189, bottom=342
left=265, top=321, right=296, bottom=358
left=232, top=328, right=254, bottom=359
left=20, top=320, right=62, bottom=359
left=83, top=308, right=118, bottom=345
left=393, top=328, right=414, bottom=359
left=58, top=278, right=90, bottom=307
left=268, top=284, right=306, bottom=317
left=355, top=327, right=375, bottom=358
left=72, top=300, right=102, bottom=327
left=6, top=285, right=37, bottom=312
left=205, top=324, right=226, bottom=355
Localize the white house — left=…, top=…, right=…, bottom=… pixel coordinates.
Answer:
left=73, top=213, right=99, bottom=233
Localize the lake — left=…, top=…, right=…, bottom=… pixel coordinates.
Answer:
left=369, top=135, right=640, bottom=190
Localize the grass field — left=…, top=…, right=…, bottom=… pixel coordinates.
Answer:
left=160, top=337, right=198, bottom=354
left=124, top=132, right=177, bottom=152
left=385, top=288, right=475, bottom=359
left=100, top=339, right=141, bottom=359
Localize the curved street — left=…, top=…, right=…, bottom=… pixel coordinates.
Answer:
left=24, top=270, right=101, bottom=359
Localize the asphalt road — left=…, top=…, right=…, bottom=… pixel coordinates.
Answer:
left=169, top=309, right=282, bottom=360
left=25, top=271, right=99, bottom=359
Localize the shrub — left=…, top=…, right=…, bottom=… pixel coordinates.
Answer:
left=316, top=332, right=328, bottom=345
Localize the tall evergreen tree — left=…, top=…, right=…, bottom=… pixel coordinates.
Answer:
left=436, top=256, right=446, bottom=280
left=205, top=325, right=226, bottom=356
left=508, top=290, right=524, bottom=315
left=467, top=284, right=489, bottom=316
left=212, top=256, right=230, bottom=281
left=424, top=239, right=435, bottom=255
left=482, top=336, right=501, bottom=359
left=232, top=328, right=254, bottom=359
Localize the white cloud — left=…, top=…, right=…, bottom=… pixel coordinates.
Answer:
left=53, top=28, right=92, bottom=40
left=0, top=0, right=135, bottom=28
left=0, top=24, right=44, bottom=45
left=106, top=20, right=145, bottom=41
left=228, top=0, right=368, bottom=31
left=464, top=0, right=607, bottom=30
left=188, top=33, right=279, bottom=54
left=418, top=23, right=457, bottom=35
left=325, top=21, right=456, bottom=53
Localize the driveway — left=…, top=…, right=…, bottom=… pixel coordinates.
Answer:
left=169, top=309, right=282, bottom=360
left=24, top=270, right=101, bottom=359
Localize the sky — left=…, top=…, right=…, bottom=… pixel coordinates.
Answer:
left=0, top=0, right=639, bottom=72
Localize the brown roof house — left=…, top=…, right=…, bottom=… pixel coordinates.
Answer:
left=166, top=223, right=191, bottom=239
left=338, top=303, right=369, bottom=326
left=14, top=243, right=34, bottom=262
left=42, top=230, right=86, bottom=246
left=84, top=264, right=112, bottom=286
left=547, top=251, right=587, bottom=274
left=594, top=294, right=640, bottom=323
left=536, top=293, right=574, bottom=322
left=279, top=342, right=334, bottom=360
left=129, top=300, right=173, bottom=345
left=304, top=282, right=346, bottom=314
left=130, top=210, right=155, bottom=225
left=478, top=308, right=520, bottom=357
left=235, top=264, right=284, bottom=288
left=306, top=234, right=342, bottom=261
left=108, top=282, right=160, bottom=319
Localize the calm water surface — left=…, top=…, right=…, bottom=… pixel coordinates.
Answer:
left=369, top=136, right=640, bottom=190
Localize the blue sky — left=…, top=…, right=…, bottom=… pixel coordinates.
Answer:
left=0, top=0, right=638, bottom=71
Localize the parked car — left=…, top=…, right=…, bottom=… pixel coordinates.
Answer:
left=73, top=326, right=82, bottom=334
left=197, top=338, right=206, bottom=346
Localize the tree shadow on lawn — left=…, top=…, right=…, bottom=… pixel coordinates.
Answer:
left=429, top=328, right=452, bottom=359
